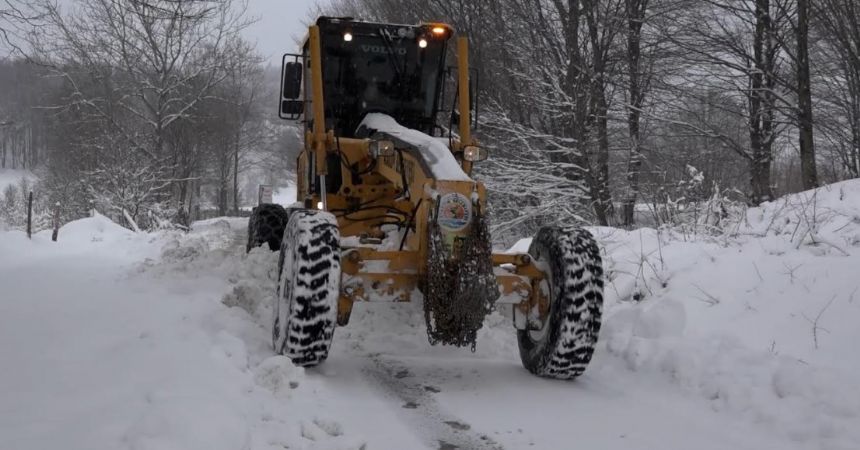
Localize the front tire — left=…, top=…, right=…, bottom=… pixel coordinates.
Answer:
left=246, top=204, right=290, bottom=252
left=272, top=210, right=340, bottom=367
left=518, top=227, right=604, bottom=379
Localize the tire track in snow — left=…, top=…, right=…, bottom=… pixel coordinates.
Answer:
left=361, top=354, right=504, bottom=450
left=238, top=220, right=495, bottom=448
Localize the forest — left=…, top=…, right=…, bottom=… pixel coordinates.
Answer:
left=2, top=0, right=859, bottom=244
left=0, top=0, right=298, bottom=231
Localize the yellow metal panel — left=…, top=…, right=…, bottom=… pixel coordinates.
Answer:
left=457, top=37, right=471, bottom=147
left=309, top=25, right=327, bottom=176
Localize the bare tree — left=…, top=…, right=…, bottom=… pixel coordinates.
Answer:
left=814, top=0, right=860, bottom=179
left=478, top=0, right=624, bottom=227
left=795, top=0, right=818, bottom=188
left=15, top=0, right=255, bottom=227
left=620, top=0, right=649, bottom=226
left=656, top=0, right=793, bottom=204
left=28, top=0, right=251, bottom=160
left=0, top=0, right=29, bottom=52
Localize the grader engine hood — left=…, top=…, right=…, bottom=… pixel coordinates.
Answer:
left=357, top=113, right=470, bottom=181
left=360, top=120, right=501, bottom=349
left=357, top=113, right=479, bottom=252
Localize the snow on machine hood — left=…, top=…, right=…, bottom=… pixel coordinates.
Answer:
left=358, top=113, right=471, bottom=182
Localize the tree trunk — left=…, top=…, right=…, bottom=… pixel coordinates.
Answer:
left=233, top=131, right=240, bottom=215
left=622, top=0, right=648, bottom=227
left=796, top=0, right=818, bottom=189
left=177, top=174, right=189, bottom=227
left=557, top=0, right=597, bottom=225
left=26, top=191, right=32, bottom=239
left=592, top=90, right=613, bottom=225
left=195, top=179, right=203, bottom=221
left=12, top=130, right=18, bottom=169
left=52, top=202, right=61, bottom=242
left=218, top=183, right=227, bottom=217
left=850, top=67, right=860, bottom=177
left=585, top=0, right=614, bottom=226
left=853, top=111, right=860, bottom=177
left=750, top=149, right=774, bottom=204
left=748, top=0, right=775, bottom=204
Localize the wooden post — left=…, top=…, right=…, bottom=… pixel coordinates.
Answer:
left=26, top=191, right=32, bottom=239
left=52, top=201, right=60, bottom=242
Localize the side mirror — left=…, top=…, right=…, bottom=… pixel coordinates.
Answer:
left=282, top=61, right=302, bottom=100
left=281, top=100, right=303, bottom=119
left=463, top=145, right=488, bottom=162
left=279, top=54, right=304, bottom=121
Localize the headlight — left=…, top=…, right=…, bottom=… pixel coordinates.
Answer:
left=463, top=145, right=488, bottom=162
left=370, top=139, right=396, bottom=158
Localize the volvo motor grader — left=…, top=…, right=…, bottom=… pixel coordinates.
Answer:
left=247, top=17, right=604, bottom=379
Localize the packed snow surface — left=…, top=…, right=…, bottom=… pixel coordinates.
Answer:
left=2, top=181, right=860, bottom=449
left=359, top=113, right=471, bottom=181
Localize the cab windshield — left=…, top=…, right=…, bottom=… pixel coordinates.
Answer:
left=318, top=22, right=447, bottom=137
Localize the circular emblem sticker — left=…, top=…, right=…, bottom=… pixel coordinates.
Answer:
left=437, top=192, right=472, bottom=231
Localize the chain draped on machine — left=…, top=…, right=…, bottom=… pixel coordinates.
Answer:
left=424, top=198, right=499, bottom=350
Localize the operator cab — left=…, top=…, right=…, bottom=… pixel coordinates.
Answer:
left=280, top=17, right=453, bottom=137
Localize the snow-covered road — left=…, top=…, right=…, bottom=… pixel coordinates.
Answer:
left=3, top=181, right=860, bottom=450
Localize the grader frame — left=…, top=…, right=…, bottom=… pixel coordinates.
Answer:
left=281, top=18, right=549, bottom=335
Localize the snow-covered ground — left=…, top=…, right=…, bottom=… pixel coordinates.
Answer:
left=1, top=181, right=859, bottom=450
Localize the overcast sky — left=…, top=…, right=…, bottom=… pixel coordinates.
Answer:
left=244, top=0, right=322, bottom=65
left=0, top=0, right=324, bottom=61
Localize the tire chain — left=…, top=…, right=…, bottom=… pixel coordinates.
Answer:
left=424, top=208, right=499, bottom=350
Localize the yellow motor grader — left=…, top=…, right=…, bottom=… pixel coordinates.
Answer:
left=247, top=17, right=603, bottom=379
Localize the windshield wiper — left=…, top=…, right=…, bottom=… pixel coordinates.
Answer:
left=378, top=28, right=407, bottom=98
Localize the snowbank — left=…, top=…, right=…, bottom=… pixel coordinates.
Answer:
left=59, top=211, right=134, bottom=240
left=496, top=181, right=860, bottom=448
left=0, top=212, right=148, bottom=267
left=583, top=181, right=860, bottom=449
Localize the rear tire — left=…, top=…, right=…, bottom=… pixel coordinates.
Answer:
left=246, top=204, right=290, bottom=252
left=272, top=210, right=340, bottom=367
left=517, top=227, right=604, bottom=379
